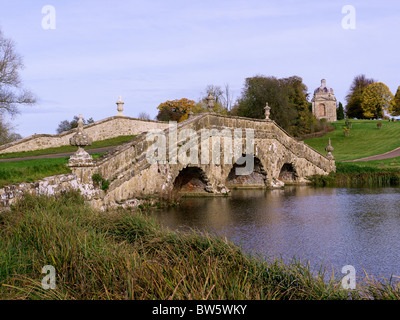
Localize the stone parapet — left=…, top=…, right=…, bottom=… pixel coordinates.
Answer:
left=1, top=112, right=336, bottom=211
left=0, top=116, right=169, bottom=155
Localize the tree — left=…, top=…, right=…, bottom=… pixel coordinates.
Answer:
left=202, top=85, right=224, bottom=105
left=191, top=100, right=228, bottom=116
left=279, top=75, right=317, bottom=136
left=361, top=82, right=395, bottom=119
left=0, top=115, right=22, bottom=145
left=156, top=98, right=196, bottom=122
left=345, top=74, right=375, bottom=119
left=222, top=83, right=234, bottom=111
left=56, top=115, right=94, bottom=133
left=235, top=75, right=296, bottom=131
left=393, top=86, right=400, bottom=116
left=0, top=28, right=36, bottom=115
left=234, top=75, right=322, bottom=136
left=138, top=112, right=151, bottom=120
left=194, top=85, right=229, bottom=115
left=205, top=83, right=235, bottom=111
left=337, top=102, right=345, bottom=120
left=200, top=83, right=233, bottom=114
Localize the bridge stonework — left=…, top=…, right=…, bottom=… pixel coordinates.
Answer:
left=70, top=113, right=335, bottom=210
left=0, top=113, right=335, bottom=210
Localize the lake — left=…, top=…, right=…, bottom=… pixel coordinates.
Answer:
left=151, top=186, right=400, bottom=281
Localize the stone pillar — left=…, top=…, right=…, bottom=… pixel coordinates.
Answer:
left=325, top=138, right=334, bottom=160
left=68, top=114, right=94, bottom=183
left=206, top=90, right=215, bottom=113
left=116, top=96, right=124, bottom=116
left=264, top=102, right=271, bottom=120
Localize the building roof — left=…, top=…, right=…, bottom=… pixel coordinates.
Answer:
left=314, top=79, right=334, bottom=94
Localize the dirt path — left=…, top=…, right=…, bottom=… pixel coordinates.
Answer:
left=0, top=146, right=115, bottom=162
left=347, top=147, right=400, bottom=162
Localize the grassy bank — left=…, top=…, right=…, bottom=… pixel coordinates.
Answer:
left=0, top=135, right=135, bottom=188
left=303, top=119, right=400, bottom=187
left=304, top=119, right=400, bottom=161
left=0, top=154, right=103, bottom=188
left=0, top=158, right=71, bottom=188
left=0, top=135, right=136, bottom=160
left=1, top=192, right=399, bottom=300
left=309, top=160, right=400, bottom=187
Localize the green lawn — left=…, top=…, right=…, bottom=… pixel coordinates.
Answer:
left=304, top=120, right=400, bottom=186
left=304, top=120, right=400, bottom=161
left=0, top=135, right=136, bottom=159
left=0, top=154, right=103, bottom=188
left=0, top=135, right=136, bottom=187
left=0, top=158, right=71, bottom=187
left=344, top=156, right=400, bottom=170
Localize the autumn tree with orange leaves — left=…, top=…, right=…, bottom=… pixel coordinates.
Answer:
left=156, top=98, right=196, bottom=122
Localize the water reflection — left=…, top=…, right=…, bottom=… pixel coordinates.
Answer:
left=151, top=186, right=400, bottom=279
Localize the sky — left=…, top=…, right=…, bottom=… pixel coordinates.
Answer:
left=1, top=0, right=399, bottom=137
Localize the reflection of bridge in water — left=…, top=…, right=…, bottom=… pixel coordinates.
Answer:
left=68, top=112, right=335, bottom=209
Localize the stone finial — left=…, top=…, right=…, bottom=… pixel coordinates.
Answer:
left=77, top=113, right=84, bottom=133
left=68, top=114, right=94, bottom=167
left=325, top=138, right=334, bottom=160
left=264, top=102, right=271, bottom=120
left=116, top=96, right=124, bottom=116
left=206, top=90, right=215, bottom=113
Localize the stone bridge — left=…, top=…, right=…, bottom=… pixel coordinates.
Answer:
left=67, top=112, right=335, bottom=209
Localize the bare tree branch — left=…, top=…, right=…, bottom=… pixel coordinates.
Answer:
left=0, top=28, right=36, bottom=115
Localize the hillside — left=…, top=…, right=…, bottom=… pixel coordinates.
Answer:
left=304, top=120, right=400, bottom=162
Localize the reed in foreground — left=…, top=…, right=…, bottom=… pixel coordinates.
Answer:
left=0, top=191, right=398, bottom=300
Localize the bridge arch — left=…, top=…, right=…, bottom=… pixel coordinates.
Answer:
left=173, top=166, right=211, bottom=193
left=278, top=162, right=298, bottom=182
left=225, top=155, right=268, bottom=188
left=69, top=113, right=336, bottom=209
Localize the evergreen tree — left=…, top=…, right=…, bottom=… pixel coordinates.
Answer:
left=337, top=102, right=345, bottom=120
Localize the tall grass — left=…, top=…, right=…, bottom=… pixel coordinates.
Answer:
left=309, top=162, right=400, bottom=187
left=0, top=191, right=370, bottom=300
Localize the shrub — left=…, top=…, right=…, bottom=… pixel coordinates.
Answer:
left=92, top=173, right=110, bottom=191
